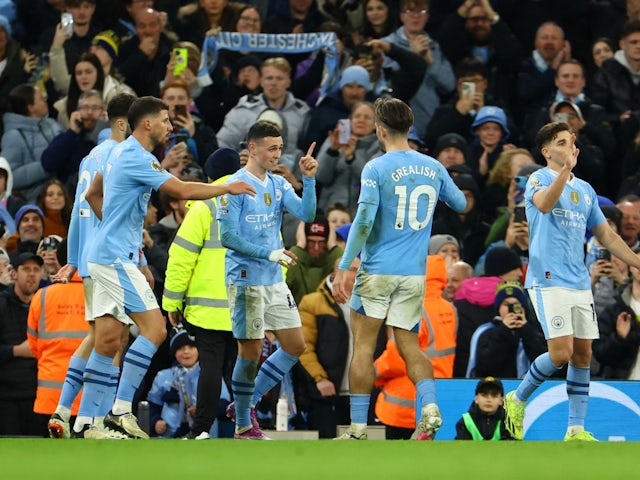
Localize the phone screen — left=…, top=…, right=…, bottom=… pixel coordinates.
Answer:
left=174, top=104, right=187, bottom=118
left=173, top=48, right=189, bottom=76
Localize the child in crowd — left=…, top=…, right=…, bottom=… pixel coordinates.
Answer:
left=455, top=377, right=514, bottom=440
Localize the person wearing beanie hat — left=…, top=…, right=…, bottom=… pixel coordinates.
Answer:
left=468, top=106, right=513, bottom=180
left=470, top=280, right=546, bottom=380
left=339, top=65, right=371, bottom=91
left=454, top=375, right=514, bottom=440
left=204, top=148, right=241, bottom=182
left=146, top=326, right=207, bottom=438
left=484, top=246, right=522, bottom=280
left=503, top=121, right=640, bottom=443
left=92, top=30, right=119, bottom=64
left=5, top=204, right=45, bottom=260
left=434, top=133, right=469, bottom=167
left=428, top=234, right=460, bottom=260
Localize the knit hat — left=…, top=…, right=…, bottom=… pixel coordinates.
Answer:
left=15, top=204, right=44, bottom=227
left=475, top=376, right=504, bottom=395
left=471, top=106, right=510, bottom=139
left=493, top=280, right=527, bottom=311
left=453, top=173, right=479, bottom=198
left=204, top=148, right=241, bottom=182
left=428, top=234, right=459, bottom=255
left=339, top=65, right=370, bottom=90
left=169, top=327, right=196, bottom=357
left=335, top=223, right=351, bottom=242
left=554, top=100, right=583, bottom=120
left=0, top=15, right=11, bottom=39
left=434, top=133, right=468, bottom=160
left=234, top=55, right=262, bottom=75
left=305, top=216, right=329, bottom=239
left=92, top=30, right=119, bottom=62
left=484, top=246, right=522, bottom=277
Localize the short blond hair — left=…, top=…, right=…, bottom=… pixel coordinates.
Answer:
left=261, top=57, right=291, bottom=76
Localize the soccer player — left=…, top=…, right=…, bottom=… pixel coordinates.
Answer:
left=217, top=121, right=318, bottom=440
left=333, top=97, right=467, bottom=440
left=80, top=96, right=255, bottom=439
left=48, top=93, right=136, bottom=440
left=503, top=122, right=640, bottom=441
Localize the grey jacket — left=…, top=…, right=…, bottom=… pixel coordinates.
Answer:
left=1, top=113, right=62, bottom=202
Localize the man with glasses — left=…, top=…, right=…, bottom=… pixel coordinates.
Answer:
left=41, top=89, right=108, bottom=196
left=382, top=0, right=455, bottom=136
left=437, top=0, right=523, bottom=116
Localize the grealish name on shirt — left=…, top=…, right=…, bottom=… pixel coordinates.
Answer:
left=391, top=164, right=436, bottom=182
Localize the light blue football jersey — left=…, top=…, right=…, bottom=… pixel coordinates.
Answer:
left=217, top=169, right=316, bottom=286
left=524, top=167, right=606, bottom=290
left=87, top=135, right=173, bottom=265
left=349, top=150, right=466, bottom=276
left=68, top=139, right=118, bottom=277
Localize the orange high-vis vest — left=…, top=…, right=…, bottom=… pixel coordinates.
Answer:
left=374, top=255, right=457, bottom=429
left=26, top=273, right=89, bottom=415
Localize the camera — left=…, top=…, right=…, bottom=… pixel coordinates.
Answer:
left=41, top=236, right=61, bottom=252
left=173, top=48, right=189, bottom=76
left=508, top=303, right=523, bottom=315
left=239, top=141, right=248, bottom=151
left=461, top=81, right=476, bottom=99
left=597, top=248, right=611, bottom=261
left=554, top=112, right=569, bottom=123
left=174, top=104, right=187, bottom=118
left=356, top=44, right=374, bottom=61
left=338, top=118, right=351, bottom=144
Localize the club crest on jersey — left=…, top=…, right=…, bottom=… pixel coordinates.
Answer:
left=570, top=191, right=579, bottom=204
left=584, top=194, right=591, bottom=206
left=275, top=189, right=282, bottom=201
left=151, top=160, right=164, bottom=171
left=264, top=193, right=272, bottom=206
left=530, top=178, right=540, bottom=187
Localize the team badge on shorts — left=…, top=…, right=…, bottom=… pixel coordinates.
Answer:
left=551, top=316, right=564, bottom=329
left=252, top=318, right=264, bottom=330
left=264, top=193, right=272, bottom=206
left=145, top=289, right=156, bottom=301
left=286, top=294, right=297, bottom=310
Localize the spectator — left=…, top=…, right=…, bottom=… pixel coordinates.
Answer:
left=0, top=158, right=25, bottom=221
left=316, top=101, right=381, bottom=213
left=590, top=37, right=614, bottom=72
left=468, top=106, right=514, bottom=185
left=352, top=0, right=398, bottom=45
left=52, top=53, right=105, bottom=128
left=118, top=8, right=173, bottom=97
left=616, top=195, right=640, bottom=249
left=6, top=204, right=45, bottom=258
left=160, top=80, right=217, bottom=168
left=454, top=376, right=514, bottom=440
left=444, top=260, right=474, bottom=302
left=474, top=280, right=547, bottom=378
left=217, top=57, right=309, bottom=158
left=175, top=0, right=241, bottom=47
left=452, top=245, right=523, bottom=377
left=428, top=234, right=460, bottom=264
left=0, top=15, right=35, bottom=99
left=41, top=0, right=101, bottom=79
left=26, top=239, right=89, bottom=436
left=437, top=0, right=523, bottom=116
left=50, top=29, right=136, bottom=105
left=432, top=133, right=469, bottom=170
left=0, top=252, right=43, bottom=436
left=110, top=0, right=155, bottom=38
left=432, top=173, right=489, bottom=267
left=44, top=89, right=108, bottom=194
left=35, top=179, right=71, bottom=237
left=517, top=21, right=571, bottom=124
left=303, top=65, right=369, bottom=152
left=286, top=215, right=343, bottom=304
left=382, top=0, right=455, bottom=134
left=1, top=84, right=62, bottom=202
left=593, top=250, right=640, bottom=380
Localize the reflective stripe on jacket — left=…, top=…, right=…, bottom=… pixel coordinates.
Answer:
left=26, top=273, right=88, bottom=414
left=162, top=193, right=231, bottom=331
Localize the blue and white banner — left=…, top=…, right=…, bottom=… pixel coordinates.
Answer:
left=198, top=32, right=339, bottom=105
left=434, top=379, right=640, bottom=441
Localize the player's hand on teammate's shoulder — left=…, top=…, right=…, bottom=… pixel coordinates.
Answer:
left=299, top=142, right=318, bottom=177
left=227, top=180, right=256, bottom=196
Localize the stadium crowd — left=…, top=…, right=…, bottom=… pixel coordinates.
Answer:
left=2, top=0, right=640, bottom=439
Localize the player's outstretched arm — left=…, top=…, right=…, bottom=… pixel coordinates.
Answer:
left=160, top=177, right=256, bottom=200
left=593, top=221, right=640, bottom=270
